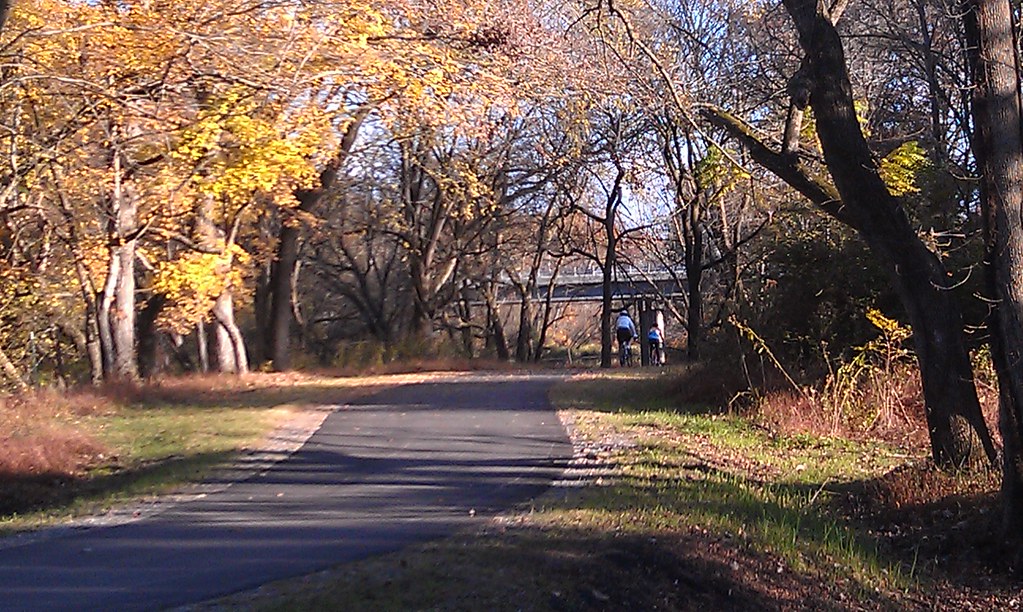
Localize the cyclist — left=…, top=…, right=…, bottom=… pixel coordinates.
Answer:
left=647, top=323, right=664, bottom=365
left=615, top=309, right=637, bottom=365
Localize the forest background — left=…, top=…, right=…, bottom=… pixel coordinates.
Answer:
left=5, top=0, right=1023, bottom=583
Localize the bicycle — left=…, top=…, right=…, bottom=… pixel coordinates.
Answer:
left=618, top=339, right=634, bottom=367
left=649, top=342, right=664, bottom=366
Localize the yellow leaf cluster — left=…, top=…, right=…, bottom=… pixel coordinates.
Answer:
left=865, top=308, right=911, bottom=342
left=173, top=92, right=324, bottom=207
left=151, top=251, right=244, bottom=334
left=879, top=141, right=929, bottom=197
left=695, top=145, right=751, bottom=195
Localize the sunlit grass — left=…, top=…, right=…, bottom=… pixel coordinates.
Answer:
left=0, top=403, right=290, bottom=533
left=535, top=404, right=911, bottom=591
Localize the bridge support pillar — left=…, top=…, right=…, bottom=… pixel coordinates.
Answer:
left=638, top=298, right=665, bottom=366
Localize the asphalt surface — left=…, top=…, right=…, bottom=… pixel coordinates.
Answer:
left=0, top=373, right=573, bottom=612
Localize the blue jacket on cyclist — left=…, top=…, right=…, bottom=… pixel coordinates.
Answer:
left=648, top=323, right=665, bottom=365
left=615, top=310, right=636, bottom=346
left=647, top=324, right=663, bottom=345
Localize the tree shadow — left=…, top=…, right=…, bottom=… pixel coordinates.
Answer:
left=0, top=450, right=243, bottom=522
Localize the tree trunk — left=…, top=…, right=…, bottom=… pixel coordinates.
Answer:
left=962, top=0, right=1023, bottom=535
left=684, top=207, right=704, bottom=362
left=106, top=143, right=139, bottom=381
left=213, top=290, right=248, bottom=374
left=533, top=258, right=562, bottom=363
left=111, top=234, right=137, bottom=380
left=484, top=281, right=510, bottom=361
left=409, top=266, right=434, bottom=343
left=97, top=253, right=118, bottom=379
left=781, top=0, right=996, bottom=468
left=598, top=166, right=626, bottom=369
left=70, top=255, right=104, bottom=384
left=269, top=221, right=300, bottom=371
left=269, top=107, right=371, bottom=371
left=197, top=322, right=209, bottom=374
left=600, top=218, right=616, bottom=369
left=515, top=293, right=533, bottom=362
left=253, top=258, right=273, bottom=365
left=214, top=318, right=236, bottom=373
left=137, top=294, right=166, bottom=378
left=83, top=296, right=104, bottom=384
left=459, top=283, right=474, bottom=358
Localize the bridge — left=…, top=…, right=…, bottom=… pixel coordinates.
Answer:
left=507, top=263, right=686, bottom=304
left=494, top=262, right=684, bottom=366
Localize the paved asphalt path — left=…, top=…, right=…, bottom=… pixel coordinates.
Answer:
left=0, top=373, right=573, bottom=612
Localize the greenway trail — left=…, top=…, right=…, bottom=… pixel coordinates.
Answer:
left=0, top=373, right=572, bottom=612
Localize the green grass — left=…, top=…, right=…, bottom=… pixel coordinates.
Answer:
left=91, top=405, right=279, bottom=464
left=0, top=403, right=287, bottom=533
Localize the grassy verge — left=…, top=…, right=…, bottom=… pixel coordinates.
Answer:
left=208, top=369, right=922, bottom=611
left=0, top=373, right=393, bottom=533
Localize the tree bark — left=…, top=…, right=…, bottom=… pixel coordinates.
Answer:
left=269, top=218, right=301, bottom=370
left=197, top=321, right=209, bottom=374
left=483, top=278, right=510, bottom=361
left=213, top=290, right=248, bottom=373
left=515, top=294, right=533, bottom=362
left=685, top=229, right=703, bottom=361
left=779, top=0, right=996, bottom=468
left=97, top=252, right=118, bottom=379
left=600, top=229, right=615, bottom=369
left=109, top=148, right=138, bottom=381
left=597, top=166, right=626, bottom=368
left=961, top=0, right=1023, bottom=534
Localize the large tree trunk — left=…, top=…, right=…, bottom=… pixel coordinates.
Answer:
left=269, top=220, right=301, bottom=371
left=197, top=322, right=209, bottom=374
left=109, top=150, right=138, bottom=381
left=683, top=206, right=704, bottom=362
left=598, top=167, right=627, bottom=369
left=137, top=294, right=166, bottom=378
left=82, top=283, right=104, bottom=384
left=111, top=234, right=137, bottom=380
left=781, top=0, right=996, bottom=468
left=97, top=253, right=118, bottom=378
left=483, top=280, right=510, bottom=361
left=193, top=192, right=248, bottom=375
left=962, top=0, right=1023, bottom=535
left=515, top=291, right=533, bottom=362
left=268, top=107, right=371, bottom=371
left=213, top=290, right=248, bottom=374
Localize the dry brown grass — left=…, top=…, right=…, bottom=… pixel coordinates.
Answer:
left=0, top=391, right=110, bottom=480
left=753, top=367, right=930, bottom=450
